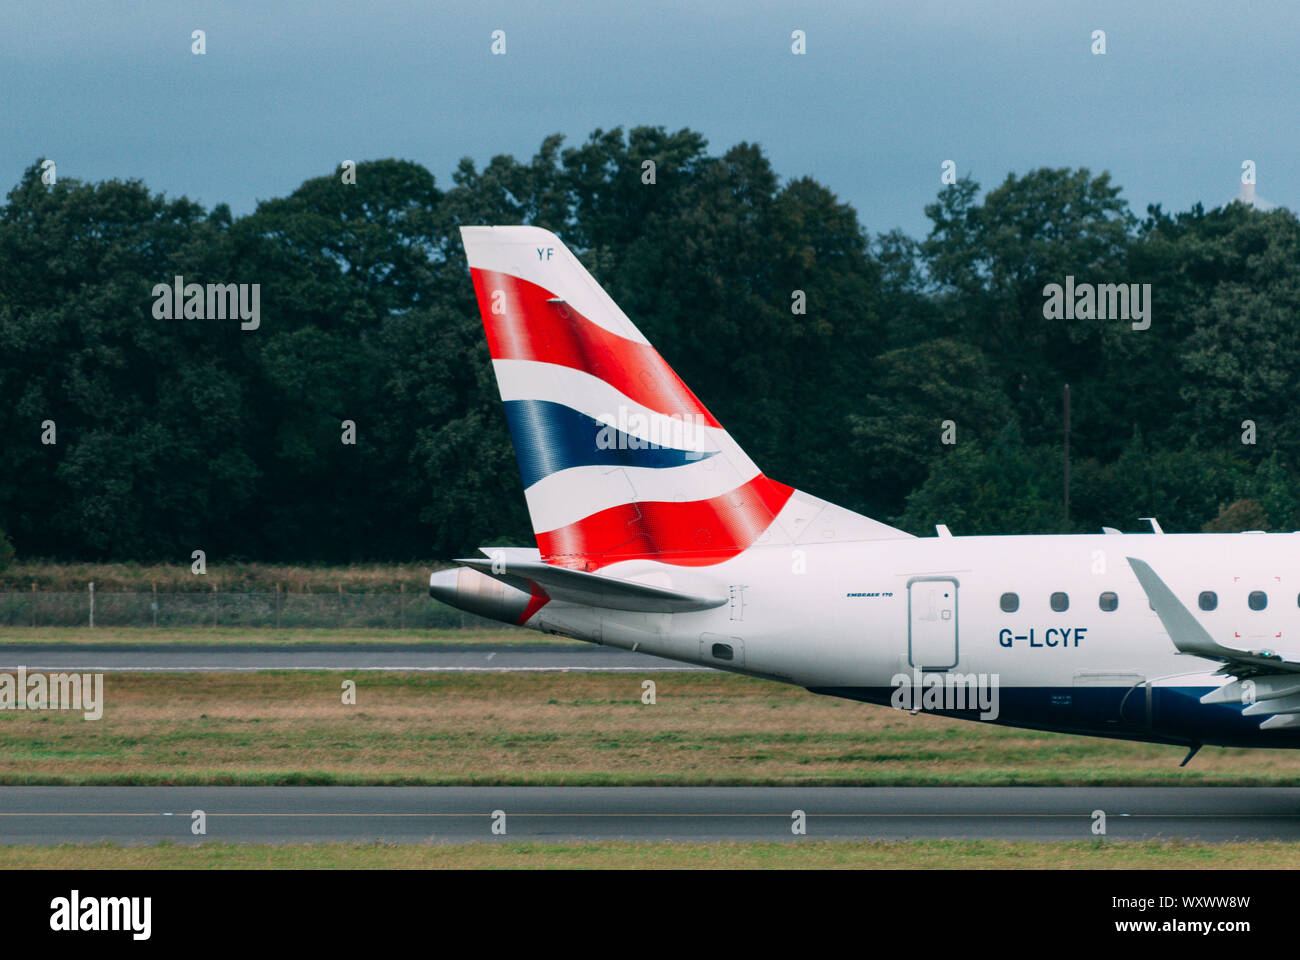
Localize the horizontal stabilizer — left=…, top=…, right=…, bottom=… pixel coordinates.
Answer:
left=455, top=557, right=726, bottom=613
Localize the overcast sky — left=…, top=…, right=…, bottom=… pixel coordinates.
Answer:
left=3, top=0, right=1295, bottom=239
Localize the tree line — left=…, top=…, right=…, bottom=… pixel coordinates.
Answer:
left=2, top=126, right=1298, bottom=566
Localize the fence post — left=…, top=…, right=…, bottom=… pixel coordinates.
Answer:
left=338, top=583, right=343, bottom=629
left=213, top=582, right=218, bottom=628
left=275, top=583, right=281, bottom=629
left=31, top=582, right=36, bottom=628
left=88, top=582, right=95, bottom=629
left=152, top=580, right=158, bottom=628
left=399, top=582, right=405, bottom=630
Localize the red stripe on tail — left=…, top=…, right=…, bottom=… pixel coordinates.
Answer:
left=471, top=268, right=721, bottom=428
left=537, top=475, right=794, bottom=571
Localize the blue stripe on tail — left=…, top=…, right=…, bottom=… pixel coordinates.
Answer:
left=503, top=399, right=715, bottom=489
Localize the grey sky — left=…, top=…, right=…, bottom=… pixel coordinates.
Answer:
left=3, top=0, right=1295, bottom=238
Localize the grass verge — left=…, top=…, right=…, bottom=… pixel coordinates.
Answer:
left=0, top=838, right=1294, bottom=869
left=1, top=671, right=1298, bottom=785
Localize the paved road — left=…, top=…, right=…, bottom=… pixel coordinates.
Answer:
left=0, top=644, right=706, bottom=672
left=2, top=787, right=1299, bottom=844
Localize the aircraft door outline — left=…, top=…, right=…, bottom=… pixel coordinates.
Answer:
left=907, top=576, right=959, bottom=671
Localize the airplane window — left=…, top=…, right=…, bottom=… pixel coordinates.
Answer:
left=1198, top=591, right=1217, bottom=611
left=1050, top=591, right=1069, bottom=612
left=1248, top=591, right=1267, bottom=611
left=1098, top=591, right=1118, bottom=612
left=1000, top=592, right=1019, bottom=613
left=710, top=643, right=734, bottom=661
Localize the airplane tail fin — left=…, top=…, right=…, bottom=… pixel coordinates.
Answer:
left=460, top=225, right=911, bottom=571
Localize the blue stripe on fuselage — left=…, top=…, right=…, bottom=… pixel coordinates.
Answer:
left=503, top=398, right=716, bottom=489
left=805, top=684, right=1300, bottom=749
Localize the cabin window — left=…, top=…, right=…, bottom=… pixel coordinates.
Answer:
left=1198, top=591, right=1217, bottom=611
left=1000, top=592, right=1019, bottom=613
left=1248, top=591, right=1267, bottom=611
left=1098, top=591, right=1118, bottom=612
left=1050, top=591, right=1069, bottom=612
left=710, top=642, right=734, bottom=661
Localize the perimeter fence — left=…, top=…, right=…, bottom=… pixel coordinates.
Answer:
left=0, top=585, right=508, bottom=631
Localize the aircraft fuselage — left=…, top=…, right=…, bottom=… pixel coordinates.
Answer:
left=521, top=532, right=1300, bottom=749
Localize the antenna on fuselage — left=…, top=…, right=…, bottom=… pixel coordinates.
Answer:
left=1139, top=517, right=1164, bottom=534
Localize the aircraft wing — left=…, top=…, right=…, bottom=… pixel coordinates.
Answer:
left=1127, top=557, right=1300, bottom=729
left=455, top=557, right=727, bottom=613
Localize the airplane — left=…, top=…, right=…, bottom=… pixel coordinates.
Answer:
left=429, top=224, right=1300, bottom=761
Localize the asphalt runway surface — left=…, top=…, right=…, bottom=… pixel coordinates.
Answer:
left=0, top=644, right=703, bottom=672
left=3, top=787, right=1300, bottom=844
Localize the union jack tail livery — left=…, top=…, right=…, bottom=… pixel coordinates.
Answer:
left=459, top=225, right=907, bottom=574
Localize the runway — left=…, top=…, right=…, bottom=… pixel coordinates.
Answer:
left=0, top=644, right=705, bottom=673
left=3, top=786, right=1300, bottom=844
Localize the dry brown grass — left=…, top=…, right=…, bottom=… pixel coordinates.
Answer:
left=0, top=838, right=1293, bottom=869
left=2, top=672, right=1300, bottom=785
